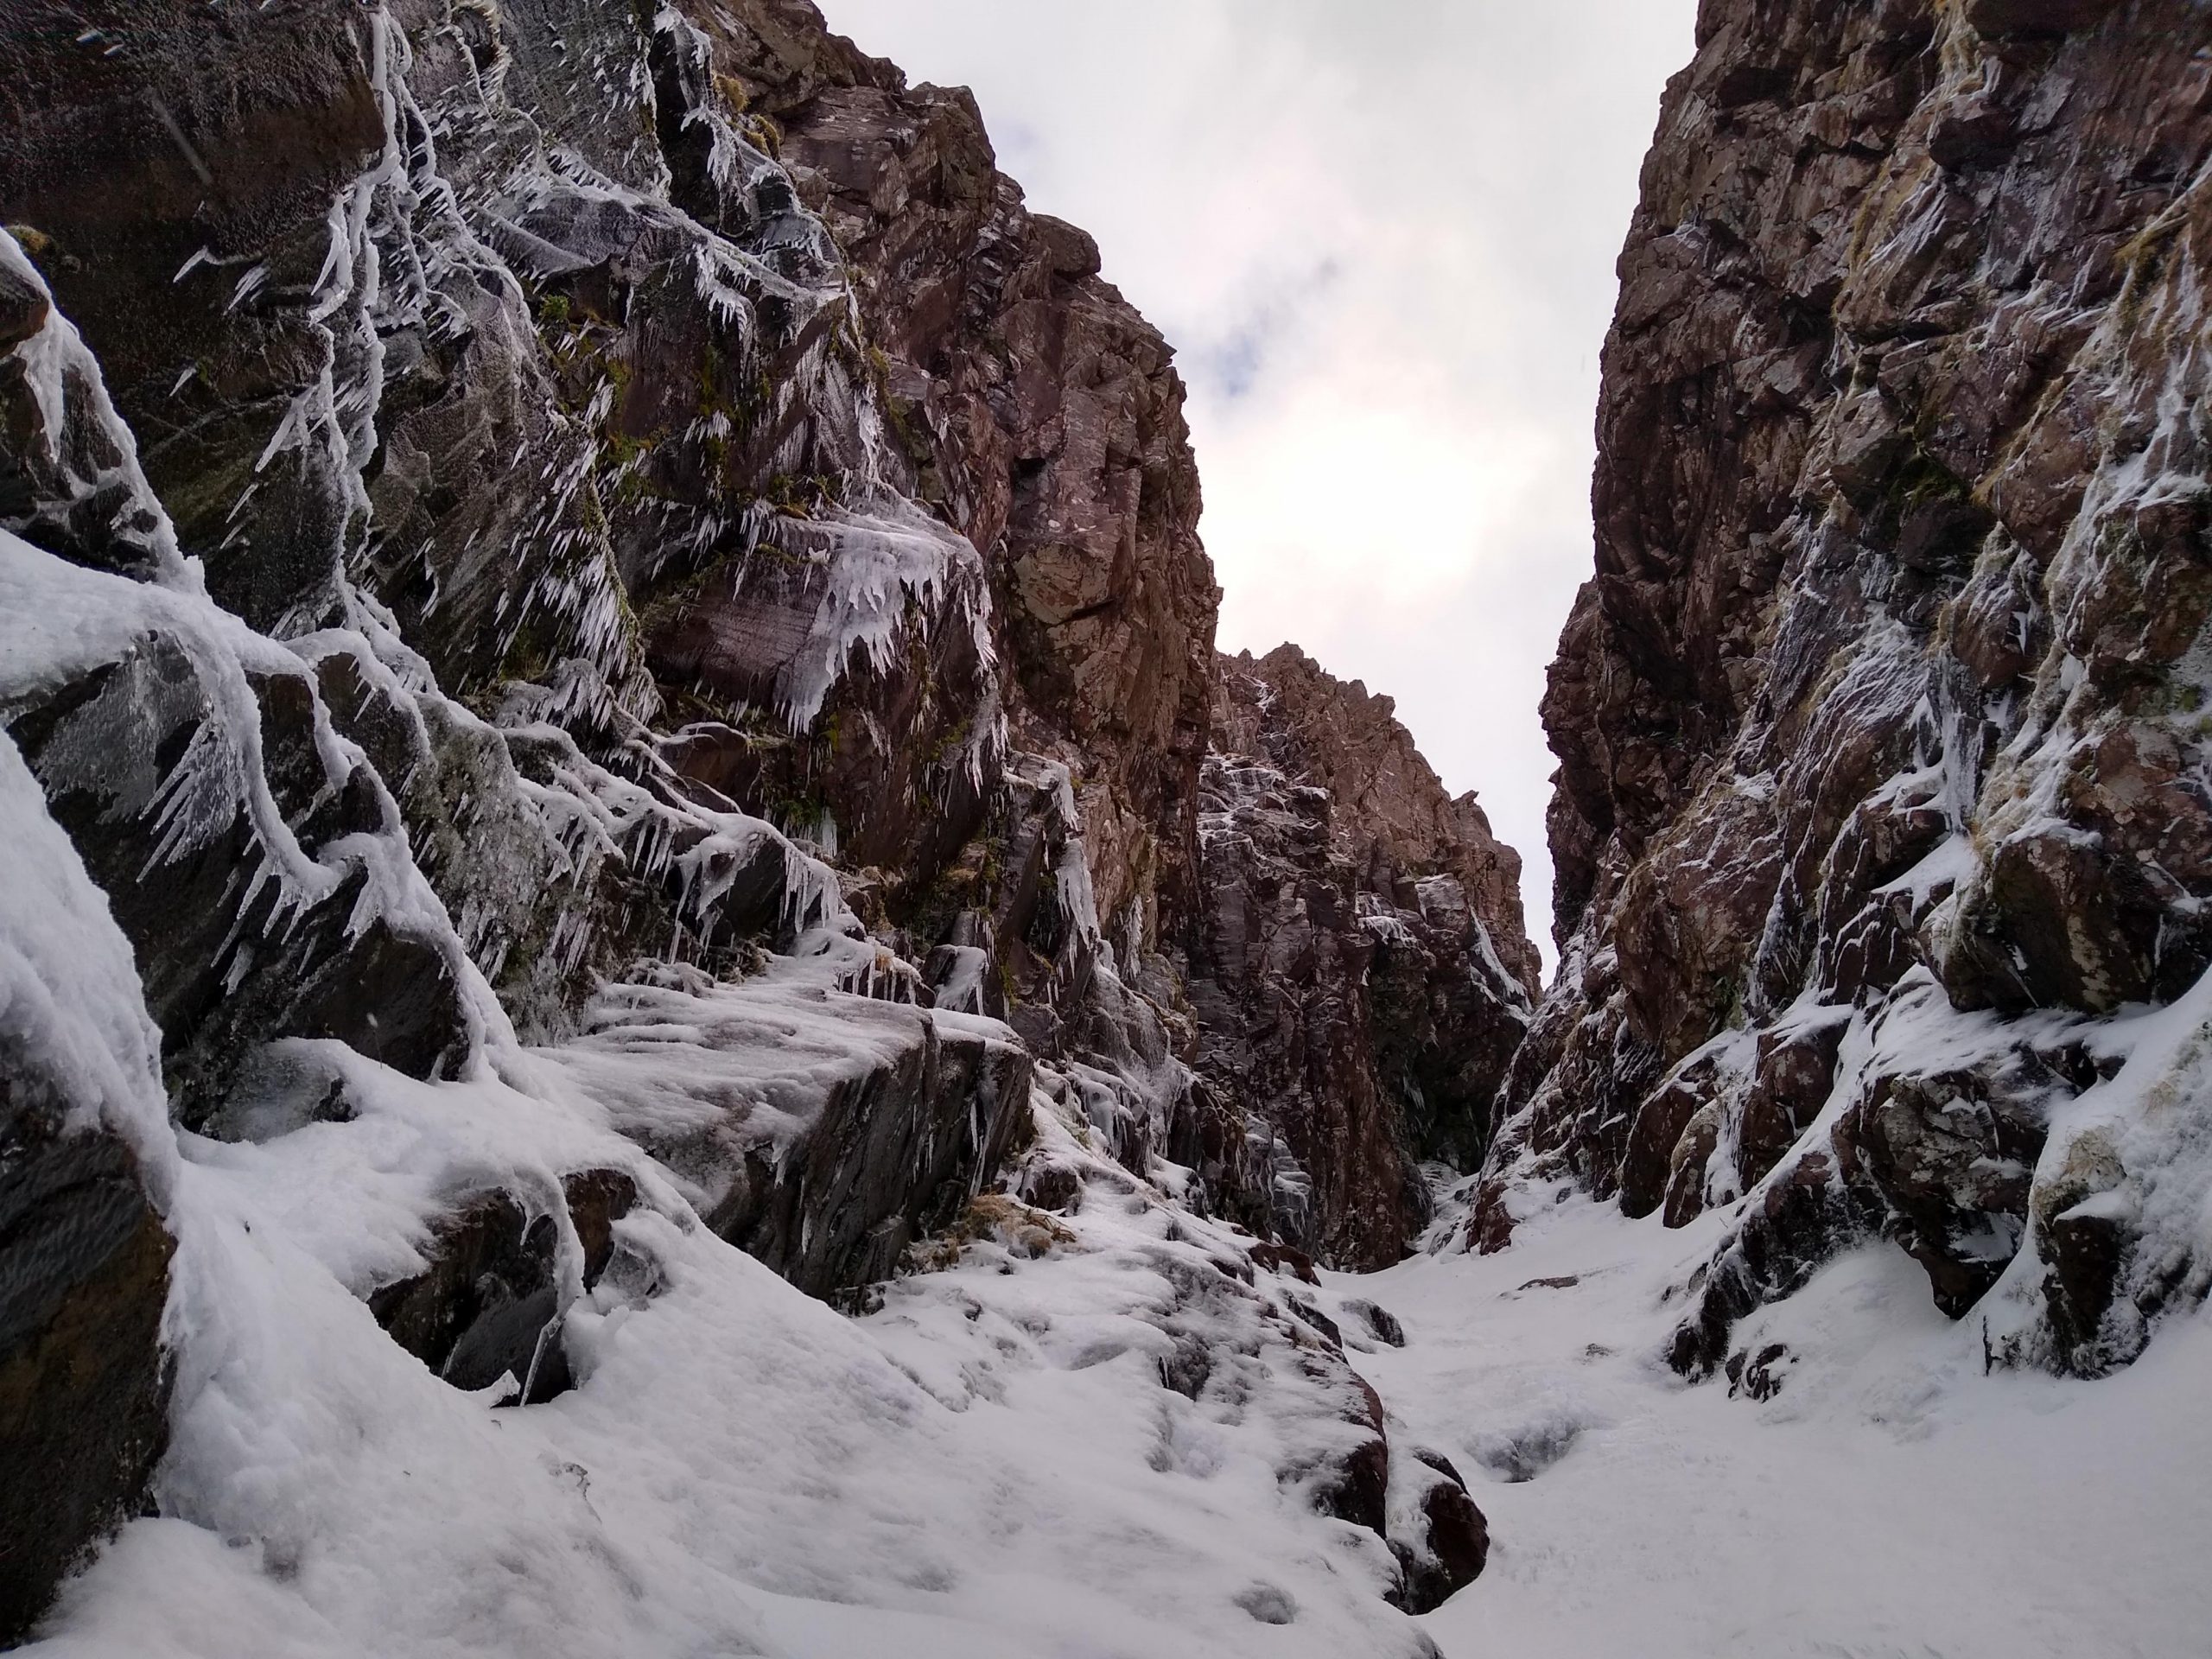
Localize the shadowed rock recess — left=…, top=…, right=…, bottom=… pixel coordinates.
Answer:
left=0, top=0, right=1518, bottom=1637
left=1473, top=0, right=2212, bottom=1386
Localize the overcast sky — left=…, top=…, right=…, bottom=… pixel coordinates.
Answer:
left=815, top=0, right=1699, bottom=966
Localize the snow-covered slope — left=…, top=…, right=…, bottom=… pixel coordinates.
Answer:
left=1344, top=1189, right=2212, bottom=1658
left=24, top=1004, right=1454, bottom=1659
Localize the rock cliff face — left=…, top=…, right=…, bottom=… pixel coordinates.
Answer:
left=1190, top=647, right=1536, bottom=1268
left=1481, top=0, right=2212, bottom=1382
left=0, top=0, right=1508, bottom=1638
left=12, top=0, right=2209, bottom=1639
left=717, top=10, right=1221, bottom=949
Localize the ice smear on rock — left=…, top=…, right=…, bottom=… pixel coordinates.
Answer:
left=0, top=730, right=179, bottom=1200
left=1471, top=0, right=2212, bottom=1380
left=0, top=36, right=1453, bottom=1645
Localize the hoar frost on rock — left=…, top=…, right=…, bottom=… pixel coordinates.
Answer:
left=1474, top=0, right=2212, bottom=1383
left=0, top=0, right=1511, bottom=1644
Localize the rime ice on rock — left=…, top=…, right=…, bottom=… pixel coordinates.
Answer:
left=0, top=0, right=1470, bottom=1647
left=1477, top=0, right=2212, bottom=1381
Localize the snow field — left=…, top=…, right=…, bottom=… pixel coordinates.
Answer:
left=1334, top=1189, right=2212, bottom=1659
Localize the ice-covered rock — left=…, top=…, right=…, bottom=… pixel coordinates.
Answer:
left=1187, top=647, right=1537, bottom=1268
left=548, top=963, right=1033, bottom=1295
left=1479, top=0, right=2212, bottom=1377
left=0, top=728, right=177, bottom=1643
left=0, top=0, right=1482, bottom=1642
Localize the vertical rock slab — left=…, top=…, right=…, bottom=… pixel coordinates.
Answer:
left=0, top=732, right=177, bottom=1643
left=703, top=4, right=1222, bottom=948
left=1487, top=0, right=2212, bottom=1371
left=0, top=1069, right=173, bottom=1643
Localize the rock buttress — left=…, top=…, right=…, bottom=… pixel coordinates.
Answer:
left=1192, top=646, right=1536, bottom=1268
left=1486, top=0, right=2212, bottom=1377
left=700, top=1, right=1222, bottom=957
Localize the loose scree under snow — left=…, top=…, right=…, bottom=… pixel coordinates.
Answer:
left=0, top=0, right=2209, bottom=1654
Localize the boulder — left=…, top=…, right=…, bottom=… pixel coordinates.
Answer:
left=370, top=1171, right=640, bottom=1403
left=0, top=1067, right=171, bottom=1643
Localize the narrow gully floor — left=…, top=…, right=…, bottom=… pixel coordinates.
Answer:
left=1337, top=1192, right=2212, bottom=1658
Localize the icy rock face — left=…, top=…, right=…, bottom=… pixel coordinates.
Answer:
left=0, top=730, right=178, bottom=1643
left=0, top=0, right=1201, bottom=1269
left=0, top=0, right=1230, bottom=1240
left=1483, top=0, right=2212, bottom=1377
left=548, top=967, right=1033, bottom=1296
left=0, top=251, right=1031, bottom=1631
left=706, top=4, right=1222, bottom=944
left=0, top=268, right=477, bottom=1128
left=0, top=12, right=1021, bottom=1606
left=1190, top=648, right=1538, bottom=1269
left=0, top=0, right=1505, bottom=1638
left=1, top=0, right=1218, bottom=1120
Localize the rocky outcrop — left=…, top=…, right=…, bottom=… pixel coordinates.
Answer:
left=0, top=1046, right=172, bottom=1645
left=703, top=10, right=1220, bottom=947
left=0, top=700, right=179, bottom=1645
left=1211, top=649, right=1539, bottom=983
left=1191, top=647, right=1536, bottom=1268
left=370, top=1169, right=642, bottom=1404
left=0, top=0, right=1503, bottom=1634
left=1482, top=0, right=2212, bottom=1379
left=551, top=969, right=1033, bottom=1297
left=0, top=0, right=1080, bottom=1177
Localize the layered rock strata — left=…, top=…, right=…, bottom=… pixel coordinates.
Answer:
left=1481, top=0, right=2212, bottom=1381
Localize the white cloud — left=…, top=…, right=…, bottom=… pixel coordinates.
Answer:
left=814, top=0, right=1699, bottom=965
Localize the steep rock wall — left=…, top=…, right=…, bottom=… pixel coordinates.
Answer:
left=1483, top=0, right=2212, bottom=1380
left=0, top=0, right=1504, bottom=1632
left=1191, top=646, right=1537, bottom=1268
left=675, top=2, right=1220, bottom=955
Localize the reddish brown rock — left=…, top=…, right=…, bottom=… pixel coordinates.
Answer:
left=702, top=6, right=1220, bottom=948
left=1847, top=1047, right=2066, bottom=1316
left=1313, top=1375, right=1391, bottom=1536
left=1487, top=0, right=2212, bottom=1375
left=1736, top=1019, right=1847, bottom=1190
left=1621, top=1061, right=1719, bottom=1221
left=1189, top=648, right=1535, bottom=1268
left=1210, top=647, right=1539, bottom=987
left=1398, top=1465, right=1491, bottom=1613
